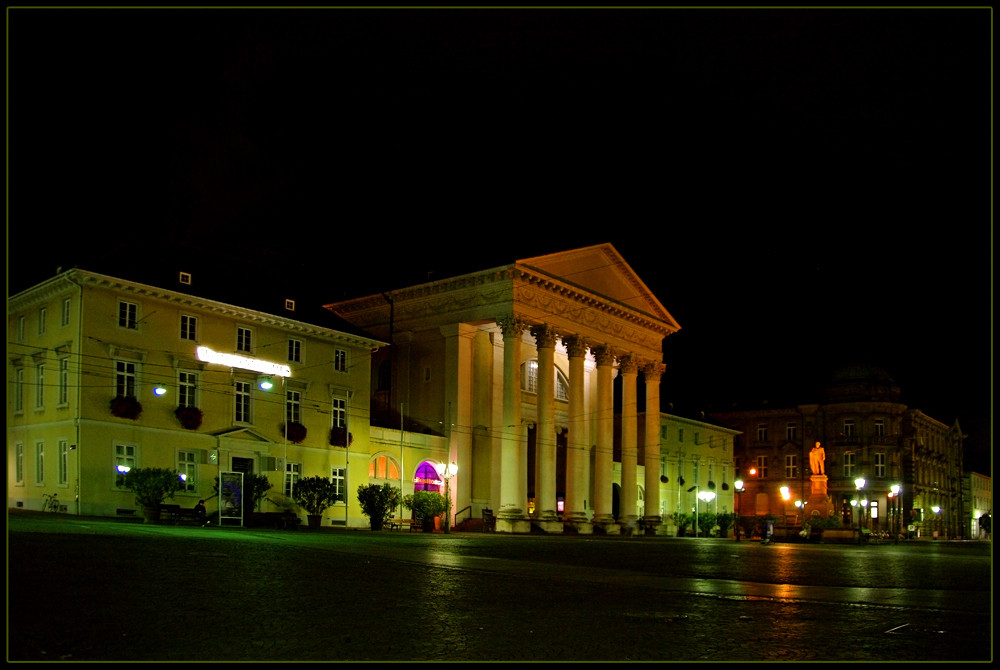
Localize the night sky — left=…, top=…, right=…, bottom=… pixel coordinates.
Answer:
left=7, top=8, right=991, bottom=472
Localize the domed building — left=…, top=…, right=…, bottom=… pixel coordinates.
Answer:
left=709, top=365, right=966, bottom=540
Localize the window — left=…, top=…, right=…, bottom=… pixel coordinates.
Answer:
left=874, top=419, right=885, bottom=438
left=757, top=424, right=769, bottom=441
left=755, top=456, right=768, bottom=479
left=331, top=396, right=346, bottom=429
left=35, top=363, right=45, bottom=409
left=874, top=452, right=886, bottom=478
left=58, top=357, right=69, bottom=405
left=115, top=444, right=136, bottom=485
left=520, top=360, right=569, bottom=400
left=843, top=419, right=855, bottom=439
left=17, top=315, right=25, bottom=342
left=368, top=455, right=400, bottom=480
left=61, top=297, right=71, bottom=327
left=237, top=326, right=252, bottom=353
left=843, top=451, right=856, bottom=478
left=694, top=432, right=701, bottom=445
left=179, top=271, right=192, bottom=285
left=35, top=441, right=45, bottom=484
left=115, top=360, right=137, bottom=398
left=332, top=467, right=346, bottom=502
left=178, top=371, right=198, bottom=407
left=786, top=423, right=797, bottom=441
left=285, top=299, right=295, bottom=311
left=235, top=381, right=252, bottom=423
left=15, top=442, right=24, bottom=485
left=288, top=338, right=302, bottom=363
left=334, top=348, right=347, bottom=373
left=285, top=462, right=301, bottom=498
left=38, top=307, right=47, bottom=335
left=14, top=368, right=24, bottom=413
left=180, top=314, right=198, bottom=341
left=678, top=428, right=684, bottom=442
left=118, top=300, right=138, bottom=330
left=178, top=451, right=197, bottom=492
left=785, top=454, right=798, bottom=479
left=58, top=440, right=69, bottom=486
left=286, top=389, right=301, bottom=424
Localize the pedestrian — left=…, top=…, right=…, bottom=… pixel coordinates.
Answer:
left=763, top=519, right=774, bottom=545
left=194, top=499, right=208, bottom=526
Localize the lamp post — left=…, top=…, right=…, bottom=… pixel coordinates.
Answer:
left=440, top=462, right=458, bottom=534
left=889, top=484, right=901, bottom=541
left=854, top=478, right=866, bottom=543
left=734, top=479, right=745, bottom=540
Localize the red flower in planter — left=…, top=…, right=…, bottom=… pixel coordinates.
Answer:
left=174, top=406, right=204, bottom=430
left=282, top=421, right=307, bottom=444
left=110, top=395, right=143, bottom=420
left=328, top=426, right=353, bottom=447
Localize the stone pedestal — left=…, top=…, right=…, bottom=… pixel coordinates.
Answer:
left=807, top=475, right=835, bottom=518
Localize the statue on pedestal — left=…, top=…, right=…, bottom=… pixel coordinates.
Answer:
left=809, top=441, right=826, bottom=476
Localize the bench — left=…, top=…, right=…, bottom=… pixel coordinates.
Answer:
left=158, top=504, right=202, bottom=524
left=388, top=518, right=417, bottom=531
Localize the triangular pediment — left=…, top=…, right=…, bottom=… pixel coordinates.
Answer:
left=517, top=243, right=680, bottom=329
left=211, top=427, right=272, bottom=442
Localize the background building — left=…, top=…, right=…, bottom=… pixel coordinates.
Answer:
left=8, top=269, right=384, bottom=526
left=710, top=364, right=969, bottom=539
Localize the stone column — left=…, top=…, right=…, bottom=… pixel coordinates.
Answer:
left=619, top=354, right=639, bottom=528
left=441, top=323, right=475, bottom=527
left=642, top=362, right=665, bottom=533
left=496, top=316, right=530, bottom=532
left=530, top=324, right=560, bottom=529
left=591, top=344, right=616, bottom=527
left=562, top=335, right=590, bottom=528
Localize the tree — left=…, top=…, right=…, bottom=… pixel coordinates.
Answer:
left=116, top=467, right=184, bottom=521
left=357, top=483, right=401, bottom=531
left=292, top=476, right=339, bottom=517
left=403, top=491, right=446, bottom=531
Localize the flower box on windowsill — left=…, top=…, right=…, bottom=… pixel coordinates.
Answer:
left=110, top=395, right=143, bottom=420
left=282, top=421, right=307, bottom=444
left=174, top=406, right=204, bottom=430
left=328, top=426, right=353, bottom=448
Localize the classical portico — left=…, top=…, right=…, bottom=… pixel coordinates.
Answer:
left=324, top=243, right=680, bottom=534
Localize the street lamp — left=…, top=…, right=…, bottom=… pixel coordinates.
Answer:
left=438, top=462, right=458, bottom=534
left=734, top=479, right=745, bottom=540
left=855, top=478, right=866, bottom=543
left=889, top=484, right=901, bottom=540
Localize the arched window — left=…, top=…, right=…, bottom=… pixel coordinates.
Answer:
left=413, top=461, right=442, bottom=492
left=520, top=359, right=569, bottom=401
left=368, top=454, right=401, bottom=481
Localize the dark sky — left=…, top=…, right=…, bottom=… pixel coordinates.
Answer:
left=7, top=8, right=991, bottom=472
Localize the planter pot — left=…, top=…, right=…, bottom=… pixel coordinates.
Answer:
left=142, top=506, right=161, bottom=524
left=307, top=514, right=323, bottom=529
left=421, top=518, right=435, bottom=532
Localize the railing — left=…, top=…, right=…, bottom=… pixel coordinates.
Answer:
left=455, top=505, right=472, bottom=525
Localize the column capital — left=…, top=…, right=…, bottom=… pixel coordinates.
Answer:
left=562, top=334, right=588, bottom=358
left=496, top=315, right=529, bottom=339
left=591, top=344, right=616, bottom=367
left=642, top=361, right=666, bottom=381
left=529, top=323, right=559, bottom=349
left=618, top=354, right=640, bottom=375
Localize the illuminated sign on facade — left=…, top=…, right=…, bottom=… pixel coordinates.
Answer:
left=196, top=346, right=291, bottom=377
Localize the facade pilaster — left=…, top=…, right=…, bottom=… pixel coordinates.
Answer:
left=496, top=316, right=531, bottom=532
left=591, top=344, right=616, bottom=527
left=530, top=324, right=560, bottom=528
left=440, top=323, right=475, bottom=524
left=642, top=361, right=665, bottom=533
left=562, top=335, right=590, bottom=528
left=619, top=354, right=639, bottom=528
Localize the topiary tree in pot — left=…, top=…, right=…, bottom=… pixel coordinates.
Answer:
left=116, top=467, right=184, bottom=523
left=292, top=476, right=339, bottom=529
left=357, top=483, right=401, bottom=531
left=403, top=490, right=447, bottom=532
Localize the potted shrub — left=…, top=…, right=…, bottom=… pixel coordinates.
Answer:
left=357, top=483, right=401, bottom=531
left=292, top=476, right=339, bottom=529
left=116, top=467, right=184, bottom=523
left=403, top=490, right=446, bottom=532
left=110, top=395, right=143, bottom=420
left=174, top=405, right=204, bottom=430
left=212, top=473, right=273, bottom=519
left=282, top=421, right=307, bottom=444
